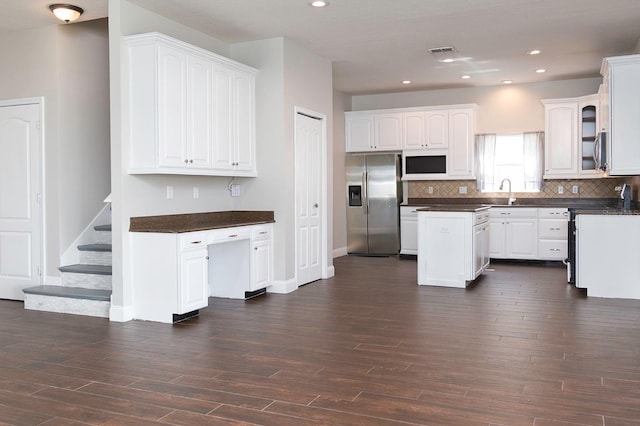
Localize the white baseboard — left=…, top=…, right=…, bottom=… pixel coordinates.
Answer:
left=109, top=304, right=134, bottom=322
left=333, top=246, right=348, bottom=258
left=324, top=265, right=335, bottom=279
left=267, top=278, right=298, bottom=294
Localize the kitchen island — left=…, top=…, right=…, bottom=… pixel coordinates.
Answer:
left=576, top=209, right=640, bottom=299
left=417, top=205, right=490, bottom=288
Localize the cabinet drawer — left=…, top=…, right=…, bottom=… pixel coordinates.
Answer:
left=251, top=224, right=272, bottom=241
left=538, top=240, right=568, bottom=259
left=538, top=208, right=569, bottom=219
left=209, top=227, right=251, bottom=244
left=490, top=208, right=537, bottom=219
left=538, top=219, right=568, bottom=239
left=179, top=231, right=208, bottom=249
left=401, top=206, right=420, bottom=217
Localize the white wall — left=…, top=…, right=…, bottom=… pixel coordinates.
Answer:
left=57, top=19, right=111, bottom=255
left=351, top=78, right=602, bottom=133
left=0, top=21, right=111, bottom=280
left=332, top=89, right=350, bottom=256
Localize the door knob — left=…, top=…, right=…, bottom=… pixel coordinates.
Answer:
left=314, top=203, right=319, bottom=208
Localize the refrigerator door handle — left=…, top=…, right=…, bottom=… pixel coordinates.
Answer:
left=362, top=171, right=368, bottom=215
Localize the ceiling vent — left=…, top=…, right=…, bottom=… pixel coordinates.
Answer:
left=428, top=46, right=456, bottom=55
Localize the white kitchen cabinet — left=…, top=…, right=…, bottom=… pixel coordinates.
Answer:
left=131, top=223, right=273, bottom=323
left=601, top=54, right=640, bottom=175
left=179, top=246, right=209, bottom=314
left=418, top=209, right=489, bottom=288
left=345, top=112, right=402, bottom=152
left=473, top=212, right=490, bottom=277
left=447, top=108, right=476, bottom=178
left=400, top=206, right=419, bottom=255
left=126, top=32, right=257, bottom=177
left=250, top=225, right=273, bottom=292
left=543, top=100, right=578, bottom=178
left=576, top=214, right=640, bottom=299
left=402, top=110, right=448, bottom=150
left=537, top=208, right=568, bottom=260
left=489, top=208, right=538, bottom=259
left=542, top=95, right=603, bottom=179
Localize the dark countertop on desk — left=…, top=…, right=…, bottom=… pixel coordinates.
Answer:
left=130, top=211, right=275, bottom=233
left=575, top=209, right=640, bottom=216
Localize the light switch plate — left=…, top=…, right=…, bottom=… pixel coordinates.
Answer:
left=459, top=186, right=467, bottom=194
left=428, top=186, right=434, bottom=194
left=572, top=185, right=579, bottom=194
left=193, top=187, right=199, bottom=199
left=166, top=186, right=174, bottom=199
left=557, top=185, right=564, bottom=194
left=230, top=184, right=240, bottom=197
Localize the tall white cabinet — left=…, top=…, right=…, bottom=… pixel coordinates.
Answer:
left=600, top=54, right=640, bottom=175
left=126, top=32, right=257, bottom=177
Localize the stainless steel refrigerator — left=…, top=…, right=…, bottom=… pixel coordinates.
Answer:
left=346, top=153, right=403, bottom=255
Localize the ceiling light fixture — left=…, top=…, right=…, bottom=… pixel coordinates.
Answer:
left=461, top=75, right=471, bottom=79
left=310, top=1, right=328, bottom=7
left=527, top=49, right=541, bottom=55
left=49, top=3, right=84, bottom=23
left=502, top=80, right=513, bottom=84
left=402, top=80, right=412, bottom=85
left=536, top=68, right=547, bottom=73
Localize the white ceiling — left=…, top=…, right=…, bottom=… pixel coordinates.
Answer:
left=5, top=0, right=640, bottom=95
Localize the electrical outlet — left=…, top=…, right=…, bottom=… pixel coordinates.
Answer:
left=557, top=185, right=564, bottom=195
left=428, top=186, right=434, bottom=194
left=230, top=184, right=240, bottom=197
left=193, top=187, right=199, bottom=199
left=166, top=186, right=174, bottom=199
left=459, top=186, right=467, bottom=194
left=572, top=185, right=579, bottom=194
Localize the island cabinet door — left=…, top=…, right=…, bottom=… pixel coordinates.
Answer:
left=178, top=247, right=209, bottom=314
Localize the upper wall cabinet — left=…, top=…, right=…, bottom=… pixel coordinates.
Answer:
left=345, top=112, right=402, bottom=152
left=542, top=95, right=602, bottom=179
left=126, top=33, right=258, bottom=177
left=402, top=110, right=448, bottom=149
left=601, top=54, right=640, bottom=175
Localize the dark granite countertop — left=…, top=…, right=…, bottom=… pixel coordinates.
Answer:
left=575, top=209, right=640, bottom=216
left=417, top=204, right=491, bottom=213
left=405, top=197, right=627, bottom=209
left=130, top=210, right=275, bottom=233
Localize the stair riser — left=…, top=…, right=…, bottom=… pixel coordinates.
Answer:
left=61, top=273, right=111, bottom=290
left=95, top=231, right=112, bottom=245
left=24, top=294, right=110, bottom=318
left=79, top=251, right=112, bottom=266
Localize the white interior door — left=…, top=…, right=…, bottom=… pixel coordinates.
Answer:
left=295, top=112, right=323, bottom=286
left=0, top=102, right=42, bottom=300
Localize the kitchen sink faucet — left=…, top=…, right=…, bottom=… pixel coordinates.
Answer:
left=499, top=178, right=516, bottom=205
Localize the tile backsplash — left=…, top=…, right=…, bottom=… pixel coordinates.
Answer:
left=409, top=178, right=632, bottom=199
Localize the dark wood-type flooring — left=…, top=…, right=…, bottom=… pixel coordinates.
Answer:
left=1, top=256, right=640, bottom=425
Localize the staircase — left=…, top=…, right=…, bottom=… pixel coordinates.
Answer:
left=23, top=224, right=112, bottom=318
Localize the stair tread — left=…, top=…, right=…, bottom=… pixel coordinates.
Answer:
left=23, top=285, right=111, bottom=301
left=94, top=224, right=112, bottom=231
left=78, top=243, right=112, bottom=252
left=59, top=264, right=112, bottom=275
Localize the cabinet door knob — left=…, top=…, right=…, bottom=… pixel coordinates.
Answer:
left=254, top=247, right=258, bottom=251
left=189, top=159, right=193, bottom=163
left=205, top=256, right=209, bottom=260
left=184, top=159, right=188, bottom=164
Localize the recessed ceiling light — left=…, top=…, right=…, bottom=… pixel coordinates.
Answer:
left=402, top=80, right=412, bottom=85
left=441, top=58, right=455, bottom=63
left=502, top=80, right=513, bottom=84
left=527, top=49, right=541, bottom=55
left=536, top=68, right=547, bottom=73
left=461, top=75, right=471, bottom=79
left=310, top=1, right=328, bottom=7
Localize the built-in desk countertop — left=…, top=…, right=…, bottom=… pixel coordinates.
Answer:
left=129, top=210, right=274, bottom=233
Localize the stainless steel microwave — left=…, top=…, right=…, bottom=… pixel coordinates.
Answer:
left=402, top=150, right=447, bottom=178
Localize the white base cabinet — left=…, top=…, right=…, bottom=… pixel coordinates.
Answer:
left=126, top=32, right=257, bottom=177
left=400, top=206, right=419, bottom=255
left=489, top=208, right=538, bottom=260
left=131, top=223, right=273, bottom=323
left=537, top=208, right=569, bottom=260
left=576, top=214, right=640, bottom=299
left=418, top=210, right=489, bottom=288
